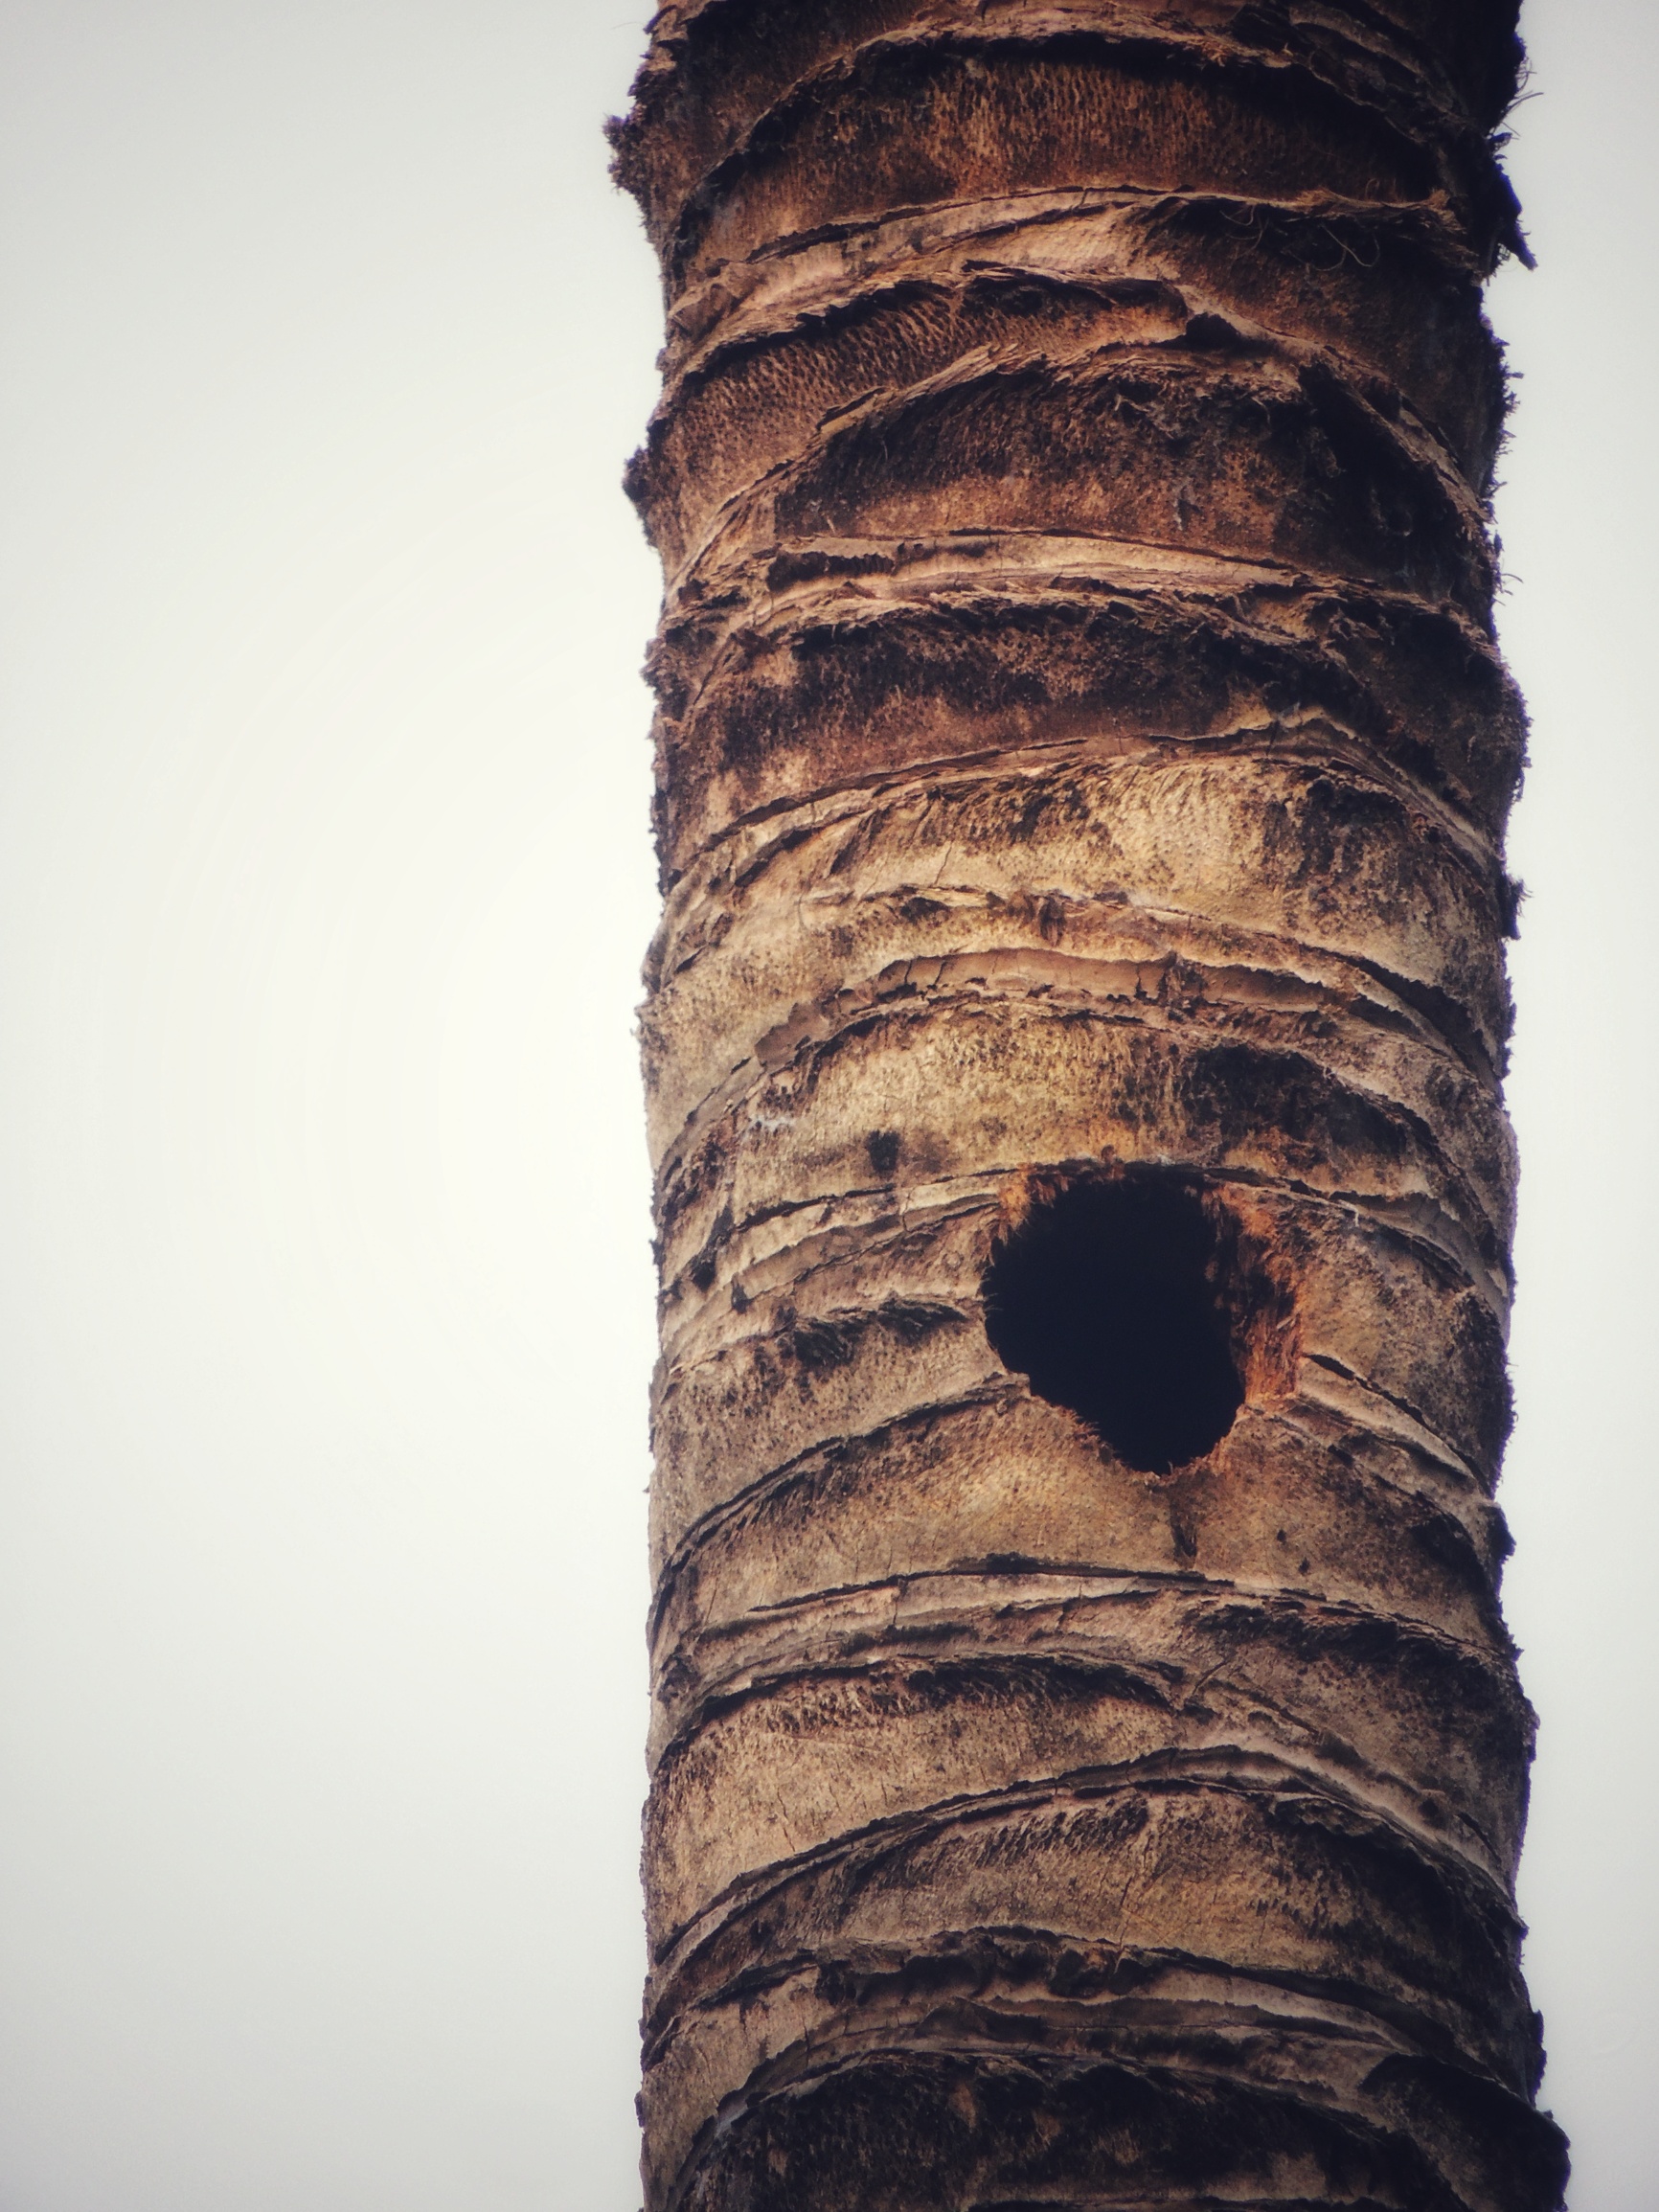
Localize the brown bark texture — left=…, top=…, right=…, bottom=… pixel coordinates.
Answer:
left=613, top=4, right=1565, bottom=2205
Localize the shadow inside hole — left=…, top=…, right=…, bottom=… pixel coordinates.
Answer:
left=983, top=1174, right=1244, bottom=1473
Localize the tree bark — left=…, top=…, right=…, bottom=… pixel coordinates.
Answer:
left=613, top=4, right=1566, bottom=2205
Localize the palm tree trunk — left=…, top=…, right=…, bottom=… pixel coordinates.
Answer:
left=613, top=4, right=1566, bottom=2205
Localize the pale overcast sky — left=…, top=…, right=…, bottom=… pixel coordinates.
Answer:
left=0, top=3, right=1652, bottom=2207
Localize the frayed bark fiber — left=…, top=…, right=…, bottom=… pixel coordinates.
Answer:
left=614, top=4, right=1563, bottom=2206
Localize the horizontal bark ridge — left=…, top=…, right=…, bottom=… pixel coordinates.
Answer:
left=617, top=3, right=1561, bottom=2206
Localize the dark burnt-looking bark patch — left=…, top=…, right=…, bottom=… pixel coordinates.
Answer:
left=613, top=5, right=1529, bottom=265
left=671, top=38, right=1443, bottom=284
left=647, top=579, right=1527, bottom=875
left=763, top=356, right=1491, bottom=618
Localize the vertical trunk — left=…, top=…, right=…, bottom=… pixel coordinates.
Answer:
left=613, top=5, right=1565, bottom=2206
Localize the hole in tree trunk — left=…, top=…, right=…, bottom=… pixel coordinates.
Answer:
left=983, top=1172, right=1245, bottom=1473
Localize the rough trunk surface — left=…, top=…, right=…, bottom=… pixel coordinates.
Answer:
left=612, top=5, right=1565, bottom=2205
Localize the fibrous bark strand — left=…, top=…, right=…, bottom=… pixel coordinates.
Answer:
left=615, top=3, right=1563, bottom=2204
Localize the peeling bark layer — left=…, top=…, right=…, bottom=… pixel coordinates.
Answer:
left=614, top=5, right=1563, bottom=2205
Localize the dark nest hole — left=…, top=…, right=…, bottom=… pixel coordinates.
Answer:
left=983, top=1172, right=1245, bottom=1473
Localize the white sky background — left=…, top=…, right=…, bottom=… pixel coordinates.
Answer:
left=1491, top=1, right=1659, bottom=2204
left=0, top=2, right=1649, bottom=2207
